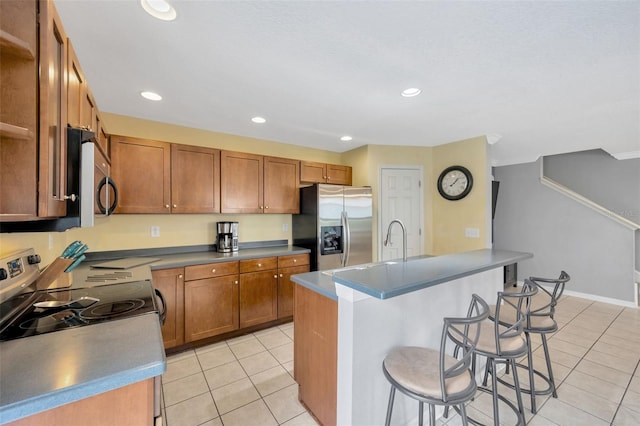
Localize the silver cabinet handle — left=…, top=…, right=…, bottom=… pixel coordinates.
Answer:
left=273, top=274, right=278, bottom=279
left=165, top=204, right=170, bottom=208
left=173, top=204, right=177, bottom=208
left=257, top=263, right=262, bottom=267
left=178, top=274, right=183, bottom=279
left=211, top=268, right=216, bottom=273
left=279, top=274, right=283, bottom=278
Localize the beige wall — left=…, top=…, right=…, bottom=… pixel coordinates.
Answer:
left=431, top=136, right=488, bottom=255
left=0, top=114, right=490, bottom=266
left=102, top=113, right=344, bottom=164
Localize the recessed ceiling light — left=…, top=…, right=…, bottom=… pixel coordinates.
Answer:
left=141, top=0, right=177, bottom=21
left=251, top=117, right=266, bottom=124
left=401, top=88, right=421, bottom=97
left=140, top=91, right=162, bottom=101
left=340, top=135, right=353, bottom=142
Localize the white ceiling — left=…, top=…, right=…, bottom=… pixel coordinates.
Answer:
left=54, top=0, right=639, bottom=166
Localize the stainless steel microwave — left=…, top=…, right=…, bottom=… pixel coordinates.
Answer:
left=0, top=127, right=118, bottom=232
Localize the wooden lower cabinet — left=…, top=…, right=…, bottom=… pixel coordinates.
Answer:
left=153, top=253, right=309, bottom=350
left=294, top=284, right=337, bottom=426
left=239, top=269, right=277, bottom=328
left=6, top=379, right=154, bottom=426
left=277, top=253, right=310, bottom=318
left=151, top=267, right=184, bottom=349
left=184, top=274, right=239, bottom=342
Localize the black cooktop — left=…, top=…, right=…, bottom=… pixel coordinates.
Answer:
left=0, top=280, right=158, bottom=341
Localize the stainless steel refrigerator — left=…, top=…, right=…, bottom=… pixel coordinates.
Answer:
left=293, top=184, right=372, bottom=271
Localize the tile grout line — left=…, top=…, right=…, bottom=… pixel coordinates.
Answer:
left=536, top=301, right=635, bottom=425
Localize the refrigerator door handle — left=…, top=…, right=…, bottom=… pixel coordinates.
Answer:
left=342, top=211, right=351, bottom=267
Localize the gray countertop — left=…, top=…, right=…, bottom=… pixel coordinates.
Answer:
left=148, top=245, right=310, bottom=270
left=0, top=313, right=165, bottom=424
left=0, top=243, right=310, bottom=424
left=291, top=249, right=532, bottom=300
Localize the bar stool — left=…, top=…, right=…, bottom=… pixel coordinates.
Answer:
left=477, top=279, right=537, bottom=425
left=494, top=271, right=570, bottom=414
left=382, top=294, right=489, bottom=426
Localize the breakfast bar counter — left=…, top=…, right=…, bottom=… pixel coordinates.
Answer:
left=291, top=248, right=532, bottom=426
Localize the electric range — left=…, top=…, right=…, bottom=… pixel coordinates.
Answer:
left=0, top=248, right=164, bottom=342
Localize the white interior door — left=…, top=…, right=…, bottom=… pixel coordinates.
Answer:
left=379, top=167, right=424, bottom=261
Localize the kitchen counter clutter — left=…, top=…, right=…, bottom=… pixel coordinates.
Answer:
left=291, top=248, right=532, bottom=426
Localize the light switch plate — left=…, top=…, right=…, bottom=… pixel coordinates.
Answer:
left=465, top=228, right=480, bottom=238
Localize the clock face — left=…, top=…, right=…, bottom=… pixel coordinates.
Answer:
left=437, top=166, right=473, bottom=200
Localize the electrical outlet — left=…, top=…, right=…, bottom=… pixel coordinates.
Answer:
left=465, top=228, right=480, bottom=238
left=282, top=223, right=289, bottom=232
left=151, top=226, right=160, bottom=238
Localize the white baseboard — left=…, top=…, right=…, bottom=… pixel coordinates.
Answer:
left=515, top=280, right=638, bottom=308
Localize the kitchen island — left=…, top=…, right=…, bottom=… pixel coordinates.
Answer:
left=291, top=248, right=532, bottom=426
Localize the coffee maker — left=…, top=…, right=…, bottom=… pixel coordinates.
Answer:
left=216, top=221, right=238, bottom=253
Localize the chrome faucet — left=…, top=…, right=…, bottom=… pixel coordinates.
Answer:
left=384, top=219, right=407, bottom=262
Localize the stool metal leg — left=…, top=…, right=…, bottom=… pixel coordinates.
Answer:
left=510, top=358, right=525, bottom=418
left=418, top=401, right=424, bottom=426
left=428, top=403, right=435, bottom=426
left=490, top=358, right=500, bottom=426
left=541, top=334, right=557, bottom=398
left=385, top=386, right=396, bottom=426
left=525, top=332, right=537, bottom=413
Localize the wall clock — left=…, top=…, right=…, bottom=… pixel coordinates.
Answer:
left=437, top=165, right=473, bottom=200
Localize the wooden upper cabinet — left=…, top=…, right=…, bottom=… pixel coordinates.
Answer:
left=300, top=161, right=352, bottom=186
left=38, top=0, right=69, bottom=218
left=220, top=151, right=264, bottom=214
left=264, top=156, right=299, bottom=213
left=221, top=151, right=299, bottom=214
left=66, top=41, right=84, bottom=129
left=326, top=163, right=352, bottom=185
left=0, top=0, right=39, bottom=219
left=95, top=111, right=109, bottom=155
left=111, top=135, right=171, bottom=213
left=171, top=144, right=220, bottom=214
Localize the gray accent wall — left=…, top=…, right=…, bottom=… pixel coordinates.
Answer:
left=543, top=149, right=640, bottom=222
left=494, top=159, right=636, bottom=303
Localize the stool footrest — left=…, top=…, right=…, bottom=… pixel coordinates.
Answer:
left=449, top=387, right=525, bottom=426
left=496, top=362, right=554, bottom=397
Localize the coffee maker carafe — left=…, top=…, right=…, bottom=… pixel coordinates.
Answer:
left=217, top=221, right=238, bottom=253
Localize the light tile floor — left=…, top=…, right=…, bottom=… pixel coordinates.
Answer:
left=161, top=295, right=640, bottom=425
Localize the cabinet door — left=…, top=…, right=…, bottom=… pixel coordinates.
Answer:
left=326, top=164, right=352, bottom=186
left=220, top=150, right=263, bottom=213
left=184, top=275, right=239, bottom=342
left=300, top=161, right=327, bottom=183
left=95, top=112, right=109, bottom=156
left=38, top=0, right=68, bottom=218
left=151, top=268, right=184, bottom=349
left=264, top=156, right=299, bottom=214
left=66, top=41, right=84, bottom=129
left=239, top=270, right=277, bottom=328
left=80, top=87, right=96, bottom=132
left=171, top=144, right=220, bottom=213
left=278, top=264, right=309, bottom=318
left=111, top=135, right=171, bottom=213
left=0, top=0, right=38, bottom=218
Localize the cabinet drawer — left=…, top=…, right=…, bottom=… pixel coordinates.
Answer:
left=240, top=257, right=277, bottom=273
left=278, top=254, right=310, bottom=269
left=185, top=261, right=238, bottom=281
